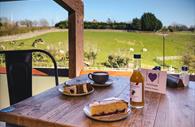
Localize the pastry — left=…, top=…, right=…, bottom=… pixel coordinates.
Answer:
left=64, top=83, right=92, bottom=94
left=89, top=98, right=128, bottom=116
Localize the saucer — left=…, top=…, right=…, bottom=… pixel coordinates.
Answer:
left=89, top=79, right=113, bottom=87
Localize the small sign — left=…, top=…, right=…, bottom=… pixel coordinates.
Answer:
left=141, top=68, right=167, bottom=94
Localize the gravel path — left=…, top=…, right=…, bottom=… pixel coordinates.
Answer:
left=0, top=28, right=67, bottom=42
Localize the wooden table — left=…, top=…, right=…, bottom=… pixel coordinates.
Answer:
left=0, top=75, right=195, bottom=127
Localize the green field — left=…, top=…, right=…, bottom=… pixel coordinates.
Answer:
left=0, top=30, right=194, bottom=71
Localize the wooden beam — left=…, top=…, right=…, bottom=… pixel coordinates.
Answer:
left=54, top=0, right=84, bottom=78
left=54, top=0, right=83, bottom=13
left=68, top=11, right=84, bottom=78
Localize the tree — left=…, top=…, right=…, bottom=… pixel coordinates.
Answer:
left=131, top=18, right=141, bottom=30
left=155, top=19, right=163, bottom=31
left=141, top=12, right=162, bottom=31
left=0, top=17, right=9, bottom=24
left=39, top=19, right=49, bottom=27
left=168, top=25, right=174, bottom=32
left=168, top=24, right=189, bottom=32
left=189, top=25, right=195, bottom=32
left=107, top=18, right=112, bottom=24
left=55, top=20, right=68, bottom=29
left=160, top=26, right=169, bottom=33
left=32, top=20, right=38, bottom=27
left=20, top=19, right=33, bottom=27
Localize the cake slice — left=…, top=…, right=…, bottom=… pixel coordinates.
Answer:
left=89, top=98, right=128, bottom=116
left=63, top=83, right=93, bottom=94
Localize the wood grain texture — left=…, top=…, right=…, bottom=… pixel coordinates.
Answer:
left=0, top=76, right=194, bottom=127
left=154, top=82, right=195, bottom=127
left=68, top=11, right=84, bottom=78
left=54, top=0, right=83, bottom=13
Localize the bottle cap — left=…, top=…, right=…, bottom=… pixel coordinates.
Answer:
left=134, top=54, right=141, bottom=59
left=181, top=66, right=188, bottom=71
left=153, top=66, right=161, bottom=70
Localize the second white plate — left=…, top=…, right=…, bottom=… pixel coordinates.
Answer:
left=58, top=85, right=94, bottom=96
left=83, top=105, right=130, bottom=122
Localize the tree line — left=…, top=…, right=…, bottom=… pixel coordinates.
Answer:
left=0, top=17, right=49, bottom=28
left=55, top=19, right=128, bottom=30
left=0, top=17, right=50, bottom=36
left=55, top=12, right=163, bottom=31
left=167, top=24, right=195, bottom=32
left=55, top=12, right=195, bottom=32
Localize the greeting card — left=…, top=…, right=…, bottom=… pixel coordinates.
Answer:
left=141, top=68, right=167, bottom=94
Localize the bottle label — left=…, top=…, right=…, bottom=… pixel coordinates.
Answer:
left=179, top=74, right=189, bottom=87
left=130, top=82, right=142, bottom=102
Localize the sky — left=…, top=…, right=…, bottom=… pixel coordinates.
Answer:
left=0, top=0, right=195, bottom=27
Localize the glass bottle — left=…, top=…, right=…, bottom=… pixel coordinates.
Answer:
left=130, top=54, right=144, bottom=108
left=179, top=66, right=189, bottom=87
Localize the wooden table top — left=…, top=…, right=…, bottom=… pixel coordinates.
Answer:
left=0, top=75, right=195, bottom=127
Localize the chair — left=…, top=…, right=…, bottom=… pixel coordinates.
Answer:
left=0, top=49, right=59, bottom=105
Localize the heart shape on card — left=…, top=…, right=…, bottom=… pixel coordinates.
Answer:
left=148, top=73, right=157, bottom=82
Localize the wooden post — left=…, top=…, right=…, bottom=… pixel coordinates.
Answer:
left=68, top=12, right=84, bottom=77
left=54, top=0, right=84, bottom=78
left=163, top=35, right=165, bottom=69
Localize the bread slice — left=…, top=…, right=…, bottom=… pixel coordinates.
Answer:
left=89, top=98, right=128, bottom=116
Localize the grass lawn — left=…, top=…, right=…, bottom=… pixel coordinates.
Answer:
left=0, top=30, right=194, bottom=71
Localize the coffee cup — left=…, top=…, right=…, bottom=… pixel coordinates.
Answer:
left=88, top=72, right=109, bottom=84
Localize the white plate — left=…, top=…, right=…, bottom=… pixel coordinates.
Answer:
left=90, top=79, right=113, bottom=87
left=83, top=105, right=130, bottom=122
left=58, top=85, right=94, bottom=96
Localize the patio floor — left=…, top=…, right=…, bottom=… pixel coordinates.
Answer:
left=0, top=74, right=68, bottom=109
